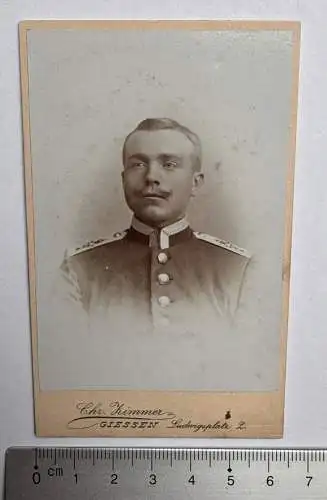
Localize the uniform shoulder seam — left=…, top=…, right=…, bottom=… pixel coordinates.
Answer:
left=194, top=231, right=251, bottom=259
left=68, top=230, right=128, bottom=257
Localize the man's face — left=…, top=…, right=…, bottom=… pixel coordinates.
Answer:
left=122, top=129, right=203, bottom=227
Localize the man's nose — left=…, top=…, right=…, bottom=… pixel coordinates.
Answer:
left=145, top=160, right=161, bottom=184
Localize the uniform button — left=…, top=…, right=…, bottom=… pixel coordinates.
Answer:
left=158, top=295, right=171, bottom=307
left=158, top=273, right=170, bottom=285
left=157, top=252, right=168, bottom=264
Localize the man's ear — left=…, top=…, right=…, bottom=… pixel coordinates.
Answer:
left=191, top=172, right=204, bottom=196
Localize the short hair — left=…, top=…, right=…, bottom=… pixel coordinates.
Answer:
left=122, top=117, right=202, bottom=171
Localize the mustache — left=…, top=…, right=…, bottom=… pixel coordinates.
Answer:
left=140, top=189, right=171, bottom=199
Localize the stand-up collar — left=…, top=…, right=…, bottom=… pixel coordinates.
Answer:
left=127, top=216, right=192, bottom=249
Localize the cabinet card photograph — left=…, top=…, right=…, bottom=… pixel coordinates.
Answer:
left=20, top=20, right=300, bottom=437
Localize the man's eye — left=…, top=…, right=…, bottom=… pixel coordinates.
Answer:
left=130, top=161, right=147, bottom=168
left=163, top=160, right=178, bottom=169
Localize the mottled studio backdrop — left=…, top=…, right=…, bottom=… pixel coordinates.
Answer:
left=26, top=27, right=295, bottom=391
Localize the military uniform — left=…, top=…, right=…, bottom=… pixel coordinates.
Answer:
left=61, top=217, right=251, bottom=335
left=61, top=218, right=250, bottom=331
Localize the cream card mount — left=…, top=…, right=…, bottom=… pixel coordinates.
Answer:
left=19, top=20, right=300, bottom=437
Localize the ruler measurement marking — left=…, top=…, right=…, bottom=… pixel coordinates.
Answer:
left=228, top=453, right=232, bottom=472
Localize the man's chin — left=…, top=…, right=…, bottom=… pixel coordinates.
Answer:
left=134, top=207, right=171, bottom=227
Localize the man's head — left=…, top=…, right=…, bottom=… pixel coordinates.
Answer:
left=122, top=118, right=204, bottom=228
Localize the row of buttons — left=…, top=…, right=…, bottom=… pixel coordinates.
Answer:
left=157, top=252, right=170, bottom=307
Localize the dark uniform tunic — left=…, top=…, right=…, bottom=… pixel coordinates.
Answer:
left=61, top=217, right=251, bottom=336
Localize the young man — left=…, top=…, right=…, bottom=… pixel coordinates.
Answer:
left=61, top=118, right=251, bottom=334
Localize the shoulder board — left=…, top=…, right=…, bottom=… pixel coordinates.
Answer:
left=194, top=231, right=251, bottom=259
left=69, top=230, right=127, bottom=256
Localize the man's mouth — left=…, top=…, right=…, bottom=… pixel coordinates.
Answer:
left=141, top=192, right=168, bottom=199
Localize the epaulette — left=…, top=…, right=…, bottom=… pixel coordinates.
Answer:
left=69, top=230, right=128, bottom=256
left=194, top=231, right=251, bottom=259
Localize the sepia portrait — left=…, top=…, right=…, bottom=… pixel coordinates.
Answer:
left=19, top=20, right=300, bottom=437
